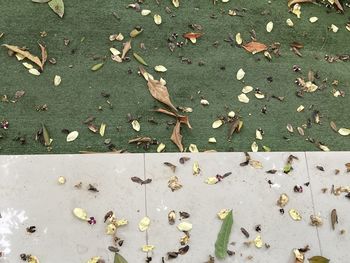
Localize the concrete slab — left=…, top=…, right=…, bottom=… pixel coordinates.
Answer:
left=0, top=154, right=146, bottom=263
left=144, top=152, right=321, bottom=263
left=306, top=152, right=350, bottom=262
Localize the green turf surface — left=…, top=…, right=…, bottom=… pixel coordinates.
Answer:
left=0, top=0, right=349, bottom=154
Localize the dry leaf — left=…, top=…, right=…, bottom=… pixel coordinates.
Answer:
left=147, top=78, right=177, bottom=112
left=154, top=108, right=192, bottom=129
left=3, top=44, right=43, bottom=70
left=171, top=121, right=183, bottom=152
left=242, top=41, right=268, bottom=54
left=121, top=40, right=132, bottom=59
left=38, top=43, right=47, bottom=66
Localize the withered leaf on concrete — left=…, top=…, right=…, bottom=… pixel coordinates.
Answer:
left=164, top=162, right=177, bottom=173
left=331, top=209, right=338, bottom=230
left=131, top=176, right=152, bottom=185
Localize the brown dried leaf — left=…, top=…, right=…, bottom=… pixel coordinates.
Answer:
left=3, top=44, right=43, bottom=70
left=331, top=209, right=338, bottom=230
left=38, top=43, right=47, bottom=67
left=242, top=41, right=268, bottom=54
left=121, top=40, right=131, bottom=59
left=154, top=108, right=191, bottom=129
left=333, top=0, right=344, bottom=11
left=147, top=79, right=177, bottom=112
left=171, top=121, right=183, bottom=152
left=330, top=121, right=337, bottom=132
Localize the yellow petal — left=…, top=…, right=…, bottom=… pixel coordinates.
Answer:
left=142, top=245, right=155, bottom=252
left=138, top=217, right=151, bottom=232
left=217, top=209, right=230, bottom=220
left=289, top=209, right=302, bottom=221
left=254, top=235, right=263, bottom=248
left=205, top=177, right=219, bottom=185
left=177, top=222, right=192, bottom=231
left=73, top=208, right=88, bottom=221
left=193, top=161, right=201, bottom=175
left=212, top=119, right=223, bottom=129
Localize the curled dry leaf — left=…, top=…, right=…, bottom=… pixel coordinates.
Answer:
left=3, top=44, right=43, bottom=70
left=171, top=121, right=183, bottom=152
left=154, top=108, right=192, bottom=129
left=168, top=176, right=182, bottom=191
left=242, top=41, right=268, bottom=54
left=277, top=193, right=289, bottom=207
left=38, top=43, right=47, bottom=66
left=121, top=40, right=132, bottom=59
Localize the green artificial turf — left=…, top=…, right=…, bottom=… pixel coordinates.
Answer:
left=0, top=0, right=349, bottom=154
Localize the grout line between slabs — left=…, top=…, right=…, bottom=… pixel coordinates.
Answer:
left=143, top=153, right=150, bottom=257
left=304, top=152, right=323, bottom=255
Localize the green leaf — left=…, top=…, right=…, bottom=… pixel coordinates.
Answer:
left=308, top=256, right=330, bottom=263
left=91, top=63, right=104, bottom=71
left=42, top=123, right=51, bottom=146
left=215, top=210, right=233, bottom=259
left=114, top=253, right=128, bottom=263
left=283, top=163, right=292, bottom=173
left=48, top=0, right=64, bottom=18
left=133, top=52, right=148, bottom=66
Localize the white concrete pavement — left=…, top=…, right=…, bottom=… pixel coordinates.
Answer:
left=0, top=152, right=349, bottom=263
